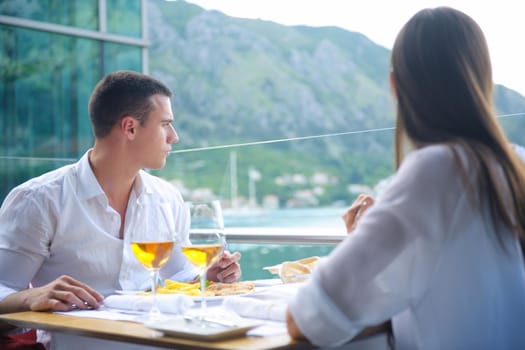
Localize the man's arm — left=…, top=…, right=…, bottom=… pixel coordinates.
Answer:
left=0, top=275, right=104, bottom=314
left=206, top=251, right=242, bottom=283
left=0, top=188, right=104, bottom=314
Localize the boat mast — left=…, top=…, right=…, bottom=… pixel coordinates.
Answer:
left=249, top=166, right=256, bottom=208
left=230, top=150, right=238, bottom=209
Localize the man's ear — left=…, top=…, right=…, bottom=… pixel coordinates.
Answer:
left=121, top=116, right=138, bottom=139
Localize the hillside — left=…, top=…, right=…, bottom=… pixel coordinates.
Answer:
left=146, top=0, right=525, bottom=206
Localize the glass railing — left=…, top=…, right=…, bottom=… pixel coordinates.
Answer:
left=3, top=112, right=525, bottom=279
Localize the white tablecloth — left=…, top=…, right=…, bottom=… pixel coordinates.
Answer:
left=54, top=280, right=389, bottom=347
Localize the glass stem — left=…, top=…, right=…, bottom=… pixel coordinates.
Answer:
left=200, top=270, right=207, bottom=319
left=150, top=269, right=161, bottom=317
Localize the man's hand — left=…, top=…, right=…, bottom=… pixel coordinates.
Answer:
left=206, top=251, right=241, bottom=283
left=0, top=275, right=104, bottom=314
left=342, top=194, right=375, bottom=233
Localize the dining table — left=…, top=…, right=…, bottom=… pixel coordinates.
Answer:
left=0, top=311, right=310, bottom=350
left=0, top=279, right=388, bottom=350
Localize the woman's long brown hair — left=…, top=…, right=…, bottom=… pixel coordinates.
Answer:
left=391, top=7, right=525, bottom=250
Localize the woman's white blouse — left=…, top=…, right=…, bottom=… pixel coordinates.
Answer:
left=289, top=144, right=525, bottom=349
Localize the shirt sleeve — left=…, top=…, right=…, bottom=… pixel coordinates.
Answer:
left=0, top=187, right=51, bottom=301
left=289, top=146, right=462, bottom=347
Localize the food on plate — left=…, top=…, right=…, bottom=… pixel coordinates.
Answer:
left=295, top=256, right=320, bottom=270
left=154, top=280, right=254, bottom=297
left=263, top=256, right=320, bottom=283
left=157, top=280, right=212, bottom=296
left=263, top=256, right=320, bottom=274
left=206, top=281, right=255, bottom=296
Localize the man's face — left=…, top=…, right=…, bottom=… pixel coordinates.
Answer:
left=135, top=94, right=178, bottom=169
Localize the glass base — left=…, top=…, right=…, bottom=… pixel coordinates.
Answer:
left=134, top=310, right=171, bottom=323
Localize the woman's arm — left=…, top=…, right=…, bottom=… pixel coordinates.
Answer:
left=287, top=146, right=461, bottom=346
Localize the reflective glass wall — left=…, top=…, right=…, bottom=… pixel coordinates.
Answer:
left=0, top=0, right=146, bottom=199
left=0, top=0, right=98, bottom=29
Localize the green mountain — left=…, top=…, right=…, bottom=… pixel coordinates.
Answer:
left=146, top=0, right=525, bottom=206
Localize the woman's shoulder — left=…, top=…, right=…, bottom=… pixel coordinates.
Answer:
left=404, top=144, right=458, bottom=171
left=391, top=143, right=471, bottom=194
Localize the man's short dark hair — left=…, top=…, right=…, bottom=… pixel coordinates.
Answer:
left=88, top=70, right=173, bottom=138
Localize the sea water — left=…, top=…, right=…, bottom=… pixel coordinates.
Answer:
left=224, top=206, right=348, bottom=229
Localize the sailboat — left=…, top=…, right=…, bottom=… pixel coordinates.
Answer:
left=223, top=150, right=266, bottom=216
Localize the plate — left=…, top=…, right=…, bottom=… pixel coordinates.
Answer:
left=114, top=290, right=254, bottom=301
left=191, top=289, right=256, bottom=302
left=144, top=316, right=261, bottom=341
left=253, top=278, right=282, bottom=287
left=115, top=290, right=144, bottom=295
left=113, top=291, right=225, bottom=302
left=190, top=295, right=225, bottom=302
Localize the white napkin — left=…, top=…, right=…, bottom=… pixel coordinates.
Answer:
left=248, top=283, right=300, bottom=301
left=104, top=294, right=193, bottom=314
left=223, top=296, right=287, bottom=322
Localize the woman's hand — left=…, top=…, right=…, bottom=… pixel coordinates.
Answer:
left=342, top=194, right=375, bottom=233
left=286, top=307, right=306, bottom=340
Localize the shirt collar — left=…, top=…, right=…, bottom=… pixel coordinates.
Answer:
left=76, top=149, right=105, bottom=200
left=76, top=150, right=154, bottom=201
left=133, top=170, right=155, bottom=201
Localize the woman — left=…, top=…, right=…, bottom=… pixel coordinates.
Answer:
left=286, top=7, right=525, bottom=349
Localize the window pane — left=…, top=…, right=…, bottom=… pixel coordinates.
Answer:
left=103, top=42, right=142, bottom=73
left=0, top=25, right=98, bottom=154
left=0, top=0, right=98, bottom=30
left=0, top=25, right=101, bottom=198
left=0, top=23, right=144, bottom=199
left=106, top=0, right=141, bottom=38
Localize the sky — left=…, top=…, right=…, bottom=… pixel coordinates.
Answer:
left=186, top=0, right=525, bottom=98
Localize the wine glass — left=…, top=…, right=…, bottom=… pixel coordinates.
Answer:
left=129, top=201, right=176, bottom=321
left=181, top=200, right=225, bottom=320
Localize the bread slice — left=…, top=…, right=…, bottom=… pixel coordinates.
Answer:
left=206, top=281, right=255, bottom=296
left=263, top=256, right=320, bottom=275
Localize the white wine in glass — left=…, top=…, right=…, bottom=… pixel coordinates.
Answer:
left=181, top=244, right=224, bottom=270
left=131, top=241, right=174, bottom=270
left=129, top=201, right=176, bottom=321
left=182, top=200, right=225, bottom=320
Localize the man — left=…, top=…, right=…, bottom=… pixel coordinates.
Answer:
left=0, top=71, right=241, bottom=348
